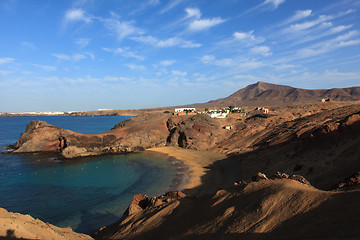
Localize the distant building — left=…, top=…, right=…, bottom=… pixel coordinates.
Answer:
left=208, top=109, right=230, bottom=118
left=254, top=107, right=269, bottom=114
left=321, top=98, right=331, bottom=102
left=174, top=108, right=196, bottom=113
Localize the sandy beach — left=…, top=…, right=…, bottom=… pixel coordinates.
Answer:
left=147, top=147, right=226, bottom=192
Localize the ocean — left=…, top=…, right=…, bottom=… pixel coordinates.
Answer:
left=0, top=116, right=183, bottom=233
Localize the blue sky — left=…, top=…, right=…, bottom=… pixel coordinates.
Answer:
left=1, top=0, right=360, bottom=112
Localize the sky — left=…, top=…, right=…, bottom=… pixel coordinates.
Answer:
left=0, top=0, right=360, bottom=112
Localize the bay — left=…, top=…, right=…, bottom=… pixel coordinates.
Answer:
left=0, top=116, right=182, bottom=233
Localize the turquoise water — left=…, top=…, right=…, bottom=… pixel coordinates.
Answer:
left=0, top=116, right=183, bottom=233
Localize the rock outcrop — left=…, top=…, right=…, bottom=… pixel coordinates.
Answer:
left=10, top=113, right=175, bottom=158
left=250, top=172, right=311, bottom=186
left=9, top=112, right=231, bottom=158
left=166, top=114, right=226, bottom=150
left=337, top=171, right=360, bottom=189
left=95, top=191, right=186, bottom=239
left=0, top=208, right=92, bottom=240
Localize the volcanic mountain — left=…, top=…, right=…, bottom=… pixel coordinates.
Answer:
left=196, top=81, right=360, bottom=107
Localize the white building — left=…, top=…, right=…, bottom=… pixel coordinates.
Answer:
left=208, top=109, right=230, bottom=118
left=174, top=108, right=196, bottom=113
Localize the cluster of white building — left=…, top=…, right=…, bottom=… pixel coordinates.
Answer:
left=0, top=111, right=66, bottom=116
left=174, top=107, right=245, bottom=118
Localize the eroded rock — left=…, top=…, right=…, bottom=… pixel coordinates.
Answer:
left=251, top=172, right=268, bottom=181
left=337, top=171, right=360, bottom=189
left=271, top=171, right=311, bottom=186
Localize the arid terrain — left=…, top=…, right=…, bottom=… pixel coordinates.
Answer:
left=1, top=82, right=360, bottom=239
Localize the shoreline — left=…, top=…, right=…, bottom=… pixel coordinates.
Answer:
left=146, top=147, right=226, bottom=193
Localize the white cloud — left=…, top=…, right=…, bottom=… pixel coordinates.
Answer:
left=200, top=55, right=215, bottom=64
left=0, top=57, right=14, bottom=65
left=52, top=53, right=89, bottom=61
left=283, top=9, right=312, bottom=24
left=21, top=41, right=37, bottom=49
left=263, top=0, right=285, bottom=9
left=274, top=64, right=296, bottom=70
left=215, top=58, right=235, bottom=67
left=285, top=15, right=333, bottom=33
left=160, top=0, right=184, bottom=14
left=73, top=53, right=86, bottom=61
left=102, top=47, right=144, bottom=60
left=103, top=18, right=142, bottom=41
left=132, top=36, right=201, bottom=48
left=291, top=24, right=353, bottom=46
left=234, top=31, right=254, bottom=40
left=104, top=76, right=132, bottom=82
left=53, top=54, right=70, bottom=60
left=126, top=64, right=145, bottom=70
left=238, top=61, right=264, bottom=70
left=75, top=38, right=90, bottom=48
left=242, top=0, right=285, bottom=15
left=32, top=64, right=56, bottom=71
left=200, top=55, right=235, bottom=67
left=250, top=46, right=272, bottom=56
left=329, top=25, right=353, bottom=34
left=233, top=30, right=264, bottom=44
left=64, top=9, right=91, bottom=23
left=188, top=17, right=226, bottom=31
left=296, top=31, right=360, bottom=58
left=160, top=60, right=176, bottom=66
left=172, top=70, right=187, bottom=76
left=130, top=0, right=160, bottom=15
left=185, top=8, right=201, bottom=19
left=0, top=70, right=10, bottom=75
left=85, top=52, right=95, bottom=60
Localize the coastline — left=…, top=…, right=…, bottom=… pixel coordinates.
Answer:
left=146, top=147, right=226, bottom=193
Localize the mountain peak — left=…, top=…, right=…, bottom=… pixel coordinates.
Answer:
left=201, top=82, right=360, bottom=107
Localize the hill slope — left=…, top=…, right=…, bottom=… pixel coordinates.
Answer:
left=197, top=81, right=360, bottom=107
left=96, top=180, right=360, bottom=240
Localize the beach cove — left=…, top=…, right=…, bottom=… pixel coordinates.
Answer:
left=0, top=116, right=190, bottom=233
